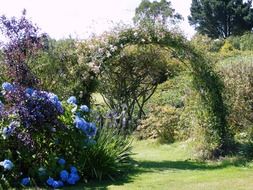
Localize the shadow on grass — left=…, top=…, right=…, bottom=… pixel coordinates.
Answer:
left=137, top=158, right=247, bottom=172
left=63, top=167, right=139, bottom=190
left=64, top=158, right=247, bottom=190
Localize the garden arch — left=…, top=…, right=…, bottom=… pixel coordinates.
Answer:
left=88, top=27, right=232, bottom=154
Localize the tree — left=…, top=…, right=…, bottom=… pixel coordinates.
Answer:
left=188, top=0, right=253, bottom=38
left=98, top=44, right=176, bottom=130
left=133, top=0, right=182, bottom=28
left=0, top=10, right=48, bottom=87
left=0, top=10, right=47, bottom=87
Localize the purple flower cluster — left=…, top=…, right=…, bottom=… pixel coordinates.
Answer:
left=19, top=88, right=64, bottom=128
left=1, top=83, right=64, bottom=129
left=15, top=131, right=35, bottom=149
left=0, top=82, right=65, bottom=150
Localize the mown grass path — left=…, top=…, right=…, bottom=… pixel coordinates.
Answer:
left=69, top=140, right=253, bottom=190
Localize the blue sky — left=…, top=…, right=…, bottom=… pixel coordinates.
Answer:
left=0, top=0, right=195, bottom=39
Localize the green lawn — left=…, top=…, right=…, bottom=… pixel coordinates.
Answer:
left=67, top=140, right=253, bottom=190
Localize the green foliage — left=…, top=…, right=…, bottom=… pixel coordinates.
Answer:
left=31, top=39, right=98, bottom=106
left=136, top=105, right=180, bottom=144
left=191, top=34, right=224, bottom=53
left=219, top=40, right=234, bottom=53
left=189, top=0, right=253, bottom=38
left=227, top=32, right=253, bottom=51
left=136, top=74, right=189, bottom=142
left=98, top=43, right=176, bottom=130
left=81, top=127, right=133, bottom=180
left=187, top=92, right=223, bottom=159
left=82, top=25, right=232, bottom=157
left=217, top=55, right=253, bottom=140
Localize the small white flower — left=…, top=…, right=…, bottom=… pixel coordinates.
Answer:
left=106, top=52, right=111, bottom=58
left=71, top=104, right=78, bottom=113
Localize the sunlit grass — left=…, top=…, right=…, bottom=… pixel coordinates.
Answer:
left=64, top=139, right=253, bottom=190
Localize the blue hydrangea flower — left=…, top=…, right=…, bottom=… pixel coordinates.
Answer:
left=67, top=173, right=80, bottom=185
left=60, top=170, right=69, bottom=182
left=46, top=92, right=64, bottom=113
left=0, top=102, right=3, bottom=112
left=58, top=158, right=66, bottom=165
left=31, top=90, right=39, bottom=97
left=2, top=121, right=19, bottom=139
left=21, top=177, right=30, bottom=186
left=57, top=180, right=64, bottom=187
left=52, top=180, right=64, bottom=188
left=70, top=166, right=78, bottom=174
left=80, top=105, right=89, bottom=112
left=85, top=122, right=97, bottom=137
left=67, top=177, right=76, bottom=185
left=2, top=127, right=13, bottom=139
left=67, top=96, right=77, bottom=105
left=47, top=92, right=59, bottom=103
left=0, top=159, right=14, bottom=170
left=74, top=116, right=89, bottom=130
left=2, top=82, right=14, bottom=92
left=46, top=177, right=54, bottom=186
left=25, top=88, right=34, bottom=96
left=55, top=101, right=64, bottom=113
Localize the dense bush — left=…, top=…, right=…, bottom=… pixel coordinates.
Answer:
left=31, top=39, right=99, bottom=106
left=0, top=82, right=132, bottom=188
left=82, top=127, right=132, bottom=180
left=136, top=74, right=188, bottom=142
left=136, top=105, right=180, bottom=143
left=227, top=32, right=253, bottom=51
left=190, top=34, right=224, bottom=53
left=137, top=72, right=224, bottom=159
left=0, top=83, right=90, bottom=188
left=217, top=56, right=253, bottom=139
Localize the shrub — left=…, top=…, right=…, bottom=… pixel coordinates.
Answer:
left=0, top=83, right=86, bottom=188
left=81, top=127, right=133, bottom=180
left=136, top=105, right=180, bottom=144
left=31, top=39, right=99, bottom=106
left=0, top=82, right=132, bottom=188
left=220, top=40, right=235, bottom=53
left=190, top=33, right=224, bottom=52
left=227, top=32, right=253, bottom=51
left=217, top=55, right=253, bottom=140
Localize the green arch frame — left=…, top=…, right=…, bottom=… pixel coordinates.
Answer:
left=90, top=27, right=232, bottom=154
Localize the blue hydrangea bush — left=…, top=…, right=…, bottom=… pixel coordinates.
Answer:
left=0, top=82, right=98, bottom=188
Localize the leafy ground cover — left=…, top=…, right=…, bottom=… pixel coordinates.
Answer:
left=66, top=139, right=253, bottom=190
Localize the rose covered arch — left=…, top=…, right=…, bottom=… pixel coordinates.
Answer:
left=84, top=27, right=232, bottom=155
